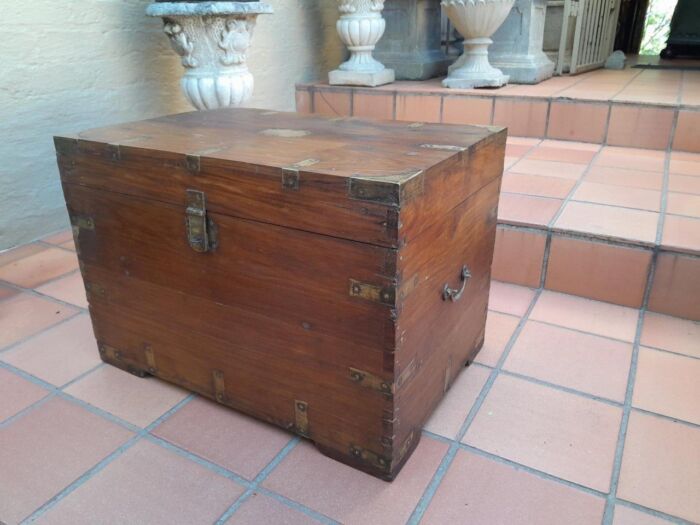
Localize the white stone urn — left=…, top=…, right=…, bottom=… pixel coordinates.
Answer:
left=329, top=0, right=395, bottom=87
left=442, top=0, right=515, bottom=88
left=147, top=2, right=273, bottom=110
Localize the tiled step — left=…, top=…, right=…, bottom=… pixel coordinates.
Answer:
left=296, top=66, right=700, bottom=153
left=490, top=138, right=700, bottom=321
left=300, top=81, right=700, bottom=319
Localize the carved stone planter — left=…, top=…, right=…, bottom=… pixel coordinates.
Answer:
left=442, top=0, right=515, bottom=89
left=329, top=0, right=395, bottom=87
left=147, top=2, right=273, bottom=110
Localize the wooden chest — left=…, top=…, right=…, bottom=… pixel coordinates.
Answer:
left=54, top=108, right=505, bottom=480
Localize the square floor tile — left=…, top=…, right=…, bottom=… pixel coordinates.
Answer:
left=0, top=247, right=78, bottom=288
left=0, top=397, right=132, bottom=524
left=669, top=153, right=700, bottom=176
left=1, top=315, right=100, bottom=387
left=41, top=229, right=73, bottom=246
left=0, top=368, right=48, bottom=423
left=641, top=312, right=700, bottom=358
left=504, top=321, right=632, bottom=402
left=153, top=396, right=291, bottom=480
left=585, top=166, right=663, bottom=191
left=648, top=252, right=700, bottom=321
left=509, top=159, right=587, bottom=180
left=58, top=240, right=76, bottom=251
left=530, top=290, right=639, bottom=342
left=396, top=94, right=441, bottom=123
left=673, top=110, right=700, bottom=153
left=669, top=174, right=700, bottom=195
left=662, top=215, right=700, bottom=254
left=633, top=347, right=700, bottom=425
left=666, top=192, right=700, bottom=218
left=613, top=505, right=675, bottom=525
left=488, top=281, right=536, bottom=317
left=544, top=236, right=652, bottom=308
left=352, top=92, right=394, bottom=120
left=65, top=366, right=188, bottom=427
left=491, top=227, right=546, bottom=287
left=422, top=450, right=605, bottom=525
left=0, top=244, right=49, bottom=268
left=606, top=105, right=674, bottom=150
left=618, top=412, right=700, bottom=523
left=0, top=283, right=19, bottom=301
left=595, top=147, right=666, bottom=172
left=442, top=96, right=492, bottom=126
left=498, top=193, right=563, bottom=228
left=0, top=293, right=78, bottom=350
left=572, top=182, right=661, bottom=212
left=313, top=90, right=351, bottom=117
left=501, top=172, right=576, bottom=199
left=463, top=374, right=622, bottom=491
left=35, top=271, right=87, bottom=308
left=226, top=493, right=318, bottom=525
left=547, top=101, right=608, bottom=143
left=263, top=437, right=447, bottom=525
left=424, top=364, right=491, bottom=439
left=554, top=201, right=658, bottom=246
left=527, top=145, right=598, bottom=164
left=474, top=311, right=521, bottom=367
left=493, top=99, right=548, bottom=137
left=37, top=439, right=244, bottom=525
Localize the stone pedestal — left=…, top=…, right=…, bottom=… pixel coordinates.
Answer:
left=146, top=2, right=273, bottom=110
left=442, top=0, right=515, bottom=89
left=330, top=0, right=395, bottom=87
left=374, top=0, right=451, bottom=80
left=489, top=0, right=554, bottom=84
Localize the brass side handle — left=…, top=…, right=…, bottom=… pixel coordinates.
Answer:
left=442, top=265, right=471, bottom=302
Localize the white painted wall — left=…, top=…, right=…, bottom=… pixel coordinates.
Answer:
left=0, top=0, right=343, bottom=249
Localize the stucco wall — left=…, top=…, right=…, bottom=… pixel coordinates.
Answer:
left=0, top=0, right=343, bottom=250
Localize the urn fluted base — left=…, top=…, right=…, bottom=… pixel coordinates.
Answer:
left=443, top=38, right=509, bottom=89
left=180, top=70, right=253, bottom=110
left=330, top=2, right=395, bottom=87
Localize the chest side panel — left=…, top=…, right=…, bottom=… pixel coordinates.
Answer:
left=390, top=176, right=502, bottom=461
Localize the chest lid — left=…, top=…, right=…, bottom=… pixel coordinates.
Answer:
left=55, top=108, right=505, bottom=248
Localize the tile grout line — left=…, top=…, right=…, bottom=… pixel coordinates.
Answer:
left=20, top=394, right=195, bottom=524
left=406, top=288, right=543, bottom=525
left=147, top=429, right=337, bottom=524
left=212, top=437, right=338, bottom=525
left=546, top=141, right=606, bottom=230
left=600, top=239, right=657, bottom=525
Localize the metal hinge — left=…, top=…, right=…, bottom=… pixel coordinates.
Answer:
left=295, top=400, right=309, bottom=436
left=185, top=190, right=217, bottom=252
left=349, top=367, right=393, bottom=397
left=350, top=445, right=391, bottom=472
left=349, top=279, right=395, bottom=305
left=70, top=215, right=95, bottom=231
left=213, top=369, right=226, bottom=403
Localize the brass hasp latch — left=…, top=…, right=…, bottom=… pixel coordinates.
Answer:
left=185, top=189, right=218, bottom=252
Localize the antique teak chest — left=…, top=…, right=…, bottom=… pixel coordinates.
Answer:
left=54, top=108, right=505, bottom=480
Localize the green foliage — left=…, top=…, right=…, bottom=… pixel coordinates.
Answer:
left=640, top=0, right=678, bottom=55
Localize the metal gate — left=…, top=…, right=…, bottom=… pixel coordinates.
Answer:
left=557, top=0, right=622, bottom=74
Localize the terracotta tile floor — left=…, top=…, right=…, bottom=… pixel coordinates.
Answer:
left=1, top=238, right=699, bottom=524
left=498, top=139, right=700, bottom=256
